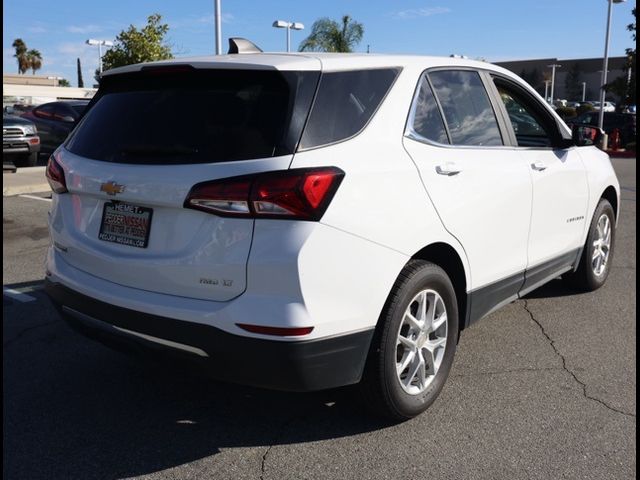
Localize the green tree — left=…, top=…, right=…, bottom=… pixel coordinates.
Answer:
left=27, top=49, right=42, bottom=75
left=77, top=58, right=84, bottom=88
left=58, top=78, right=71, bottom=87
left=12, top=38, right=29, bottom=74
left=564, top=63, right=583, bottom=101
left=99, top=13, right=173, bottom=77
left=298, top=15, right=364, bottom=52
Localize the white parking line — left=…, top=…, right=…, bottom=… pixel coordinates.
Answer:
left=3, top=288, right=37, bottom=303
left=18, top=194, right=52, bottom=202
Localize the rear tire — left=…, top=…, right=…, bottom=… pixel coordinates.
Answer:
left=14, top=152, right=38, bottom=168
left=564, top=199, right=615, bottom=291
left=360, top=260, right=458, bottom=420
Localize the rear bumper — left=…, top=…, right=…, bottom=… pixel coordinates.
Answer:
left=44, top=279, right=374, bottom=392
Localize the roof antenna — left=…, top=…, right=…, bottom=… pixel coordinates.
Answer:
left=228, top=38, right=263, bottom=54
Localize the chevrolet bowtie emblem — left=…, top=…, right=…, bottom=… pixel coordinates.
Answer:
left=100, top=181, right=125, bottom=196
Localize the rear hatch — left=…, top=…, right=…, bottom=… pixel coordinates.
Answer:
left=51, top=66, right=319, bottom=301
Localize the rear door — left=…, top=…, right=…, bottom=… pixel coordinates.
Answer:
left=51, top=67, right=319, bottom=302
left=403, top=69, right=533, bottom=315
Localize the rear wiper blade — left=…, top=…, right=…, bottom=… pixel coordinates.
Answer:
left=120, top=145, right=198, bottom=156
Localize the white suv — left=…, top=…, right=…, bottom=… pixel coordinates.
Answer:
left=44, top=49, right=619, bottom=419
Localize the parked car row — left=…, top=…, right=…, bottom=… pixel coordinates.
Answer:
left=566, top=111, right=636, bottom=148
left=3, top=100, right=89, bottom=168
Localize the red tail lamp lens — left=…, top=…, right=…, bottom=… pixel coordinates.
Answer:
left=185, top=167, right=344, bottom=221
left=46, top=154, right=68, bottom=194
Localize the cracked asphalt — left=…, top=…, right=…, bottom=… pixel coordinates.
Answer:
left=3, top=158, right=636, bottom=480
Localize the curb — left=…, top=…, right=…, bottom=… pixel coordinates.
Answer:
left=3, top=183, right=51, bottom=196
left=3, top=166, right=49, bottom=197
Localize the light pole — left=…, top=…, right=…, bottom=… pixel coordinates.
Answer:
left=544, top=80, right=551, bottom=104
left=598, top=0, right=626, bottom=129
left=547, top=63, right=561, bottom=105
left=86, top=39, right=114, bottom=74
left=581, top=82, right=587, bottom=102
left=214, top=0, right=222, bottom=55
left=272, top=20, right=304, bottom=52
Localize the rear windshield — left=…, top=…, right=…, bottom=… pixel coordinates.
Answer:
left=65, top=69, right=319, bottom=164
left=298, top=68, right=400, bottom=150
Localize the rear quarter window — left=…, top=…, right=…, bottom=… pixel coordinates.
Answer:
left=298, top=68, right=400, bottom=150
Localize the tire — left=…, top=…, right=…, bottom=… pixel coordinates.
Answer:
left=360, top=260, right=459, bottom=420
left=564, top=199, right=615, bottom=291
left=14, top=152, right=38, bottom=168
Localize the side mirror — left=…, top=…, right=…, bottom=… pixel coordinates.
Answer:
left=4, top=106, right=14, bottom=114
left=572, top=124, right=604, bottom=147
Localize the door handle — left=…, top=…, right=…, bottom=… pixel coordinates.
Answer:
left=435, top=163, right=462, bottom=176
left=531, top=162, right=547, bottom=171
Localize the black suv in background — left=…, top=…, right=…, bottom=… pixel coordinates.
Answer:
left=567, top=111, right=636, bottom=148
left=21, top=100, right=89, bottom=156
left=3, top=114, right=41, bottom=167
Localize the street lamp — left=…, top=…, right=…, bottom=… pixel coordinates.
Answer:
left=598, top=0, right=626, bottom=130
left=86, top=39, right=114, bottom=74
left=544, top=80, right=551, bottom=104
left=546, top=63, right=561, bottom=105
left=582, top=82, right=587, bottom=102
left=272, top=20, right=304, bottom=52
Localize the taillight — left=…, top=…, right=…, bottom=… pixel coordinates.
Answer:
left=46, top=154, right=68, bottom=194
left=184, top=167, right=344, bottom=221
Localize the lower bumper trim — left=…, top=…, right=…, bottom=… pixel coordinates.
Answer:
left=45, top=279, right=374, bottom=392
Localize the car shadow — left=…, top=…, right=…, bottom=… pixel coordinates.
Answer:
left=3, top=290, right=395, bottom=480
left=522, top=277, right=586, bottom=299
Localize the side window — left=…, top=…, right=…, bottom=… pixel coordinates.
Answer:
left=410, top=75, right=449, bottom=144
left=53, top=104, right=75, bottom=122
left=493, top=78, right=557, bottom=148
left=34, top=104, right=55, bottom=119
left=428, top=70, right=503, bottom=146
left=299, top=68, right=400, bottom=150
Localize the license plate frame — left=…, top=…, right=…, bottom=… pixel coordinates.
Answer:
left=98, top=201, right=153, bottom=249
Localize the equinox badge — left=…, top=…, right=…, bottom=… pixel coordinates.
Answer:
left=100, top=181, right=125, bottom=196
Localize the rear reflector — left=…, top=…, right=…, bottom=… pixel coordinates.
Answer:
left=46, top=153, right=68, bottom=194
left=236, top=324, right=314, bottom=336
left=185, top=167, right=344, bottom=221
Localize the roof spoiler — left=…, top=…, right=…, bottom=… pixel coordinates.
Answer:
left=228, top=38, right=263, bottom=54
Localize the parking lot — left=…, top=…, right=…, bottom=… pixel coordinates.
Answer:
left=3, top=158, right=636, bottom=480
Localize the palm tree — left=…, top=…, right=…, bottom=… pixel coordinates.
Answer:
left=12, top=38, right=29, bottom=74
left=298, top=15, right=364, bottom=53
left=27, top=49, right=43, bottom=75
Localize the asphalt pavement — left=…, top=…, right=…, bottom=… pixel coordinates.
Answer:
left=3, top=158, right=636, bottom=480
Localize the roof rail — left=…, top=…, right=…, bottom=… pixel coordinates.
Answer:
left=228, top=38, right=263, bottom=54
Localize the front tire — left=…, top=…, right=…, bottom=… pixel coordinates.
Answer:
left=565, top=199, right=615, bottom=291
left=360, top=260, right=458, bottom=420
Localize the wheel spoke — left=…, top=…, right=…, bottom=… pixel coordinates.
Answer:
left=431, top=313, right=447, bottom=333
left=403, top=354, right=422, bottom=387
left=398, top=334, right=416, bottom=349
left=425, top=336, right=447, bottom=352
left=397, top=349, right=415, bottom=375
left=404, top=312, right=421, bottom=330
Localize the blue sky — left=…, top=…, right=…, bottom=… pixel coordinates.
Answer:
left=3, top=0, right=636, bottom=87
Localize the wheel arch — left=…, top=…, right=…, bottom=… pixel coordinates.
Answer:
left=600, top=185, right=619, bottom=221
left=411, top=242, right=469, bottom=332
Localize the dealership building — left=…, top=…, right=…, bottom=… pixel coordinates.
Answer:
left=495, top=56, right=629, bottom=103
left=3, top=74, right=96, bottom=109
